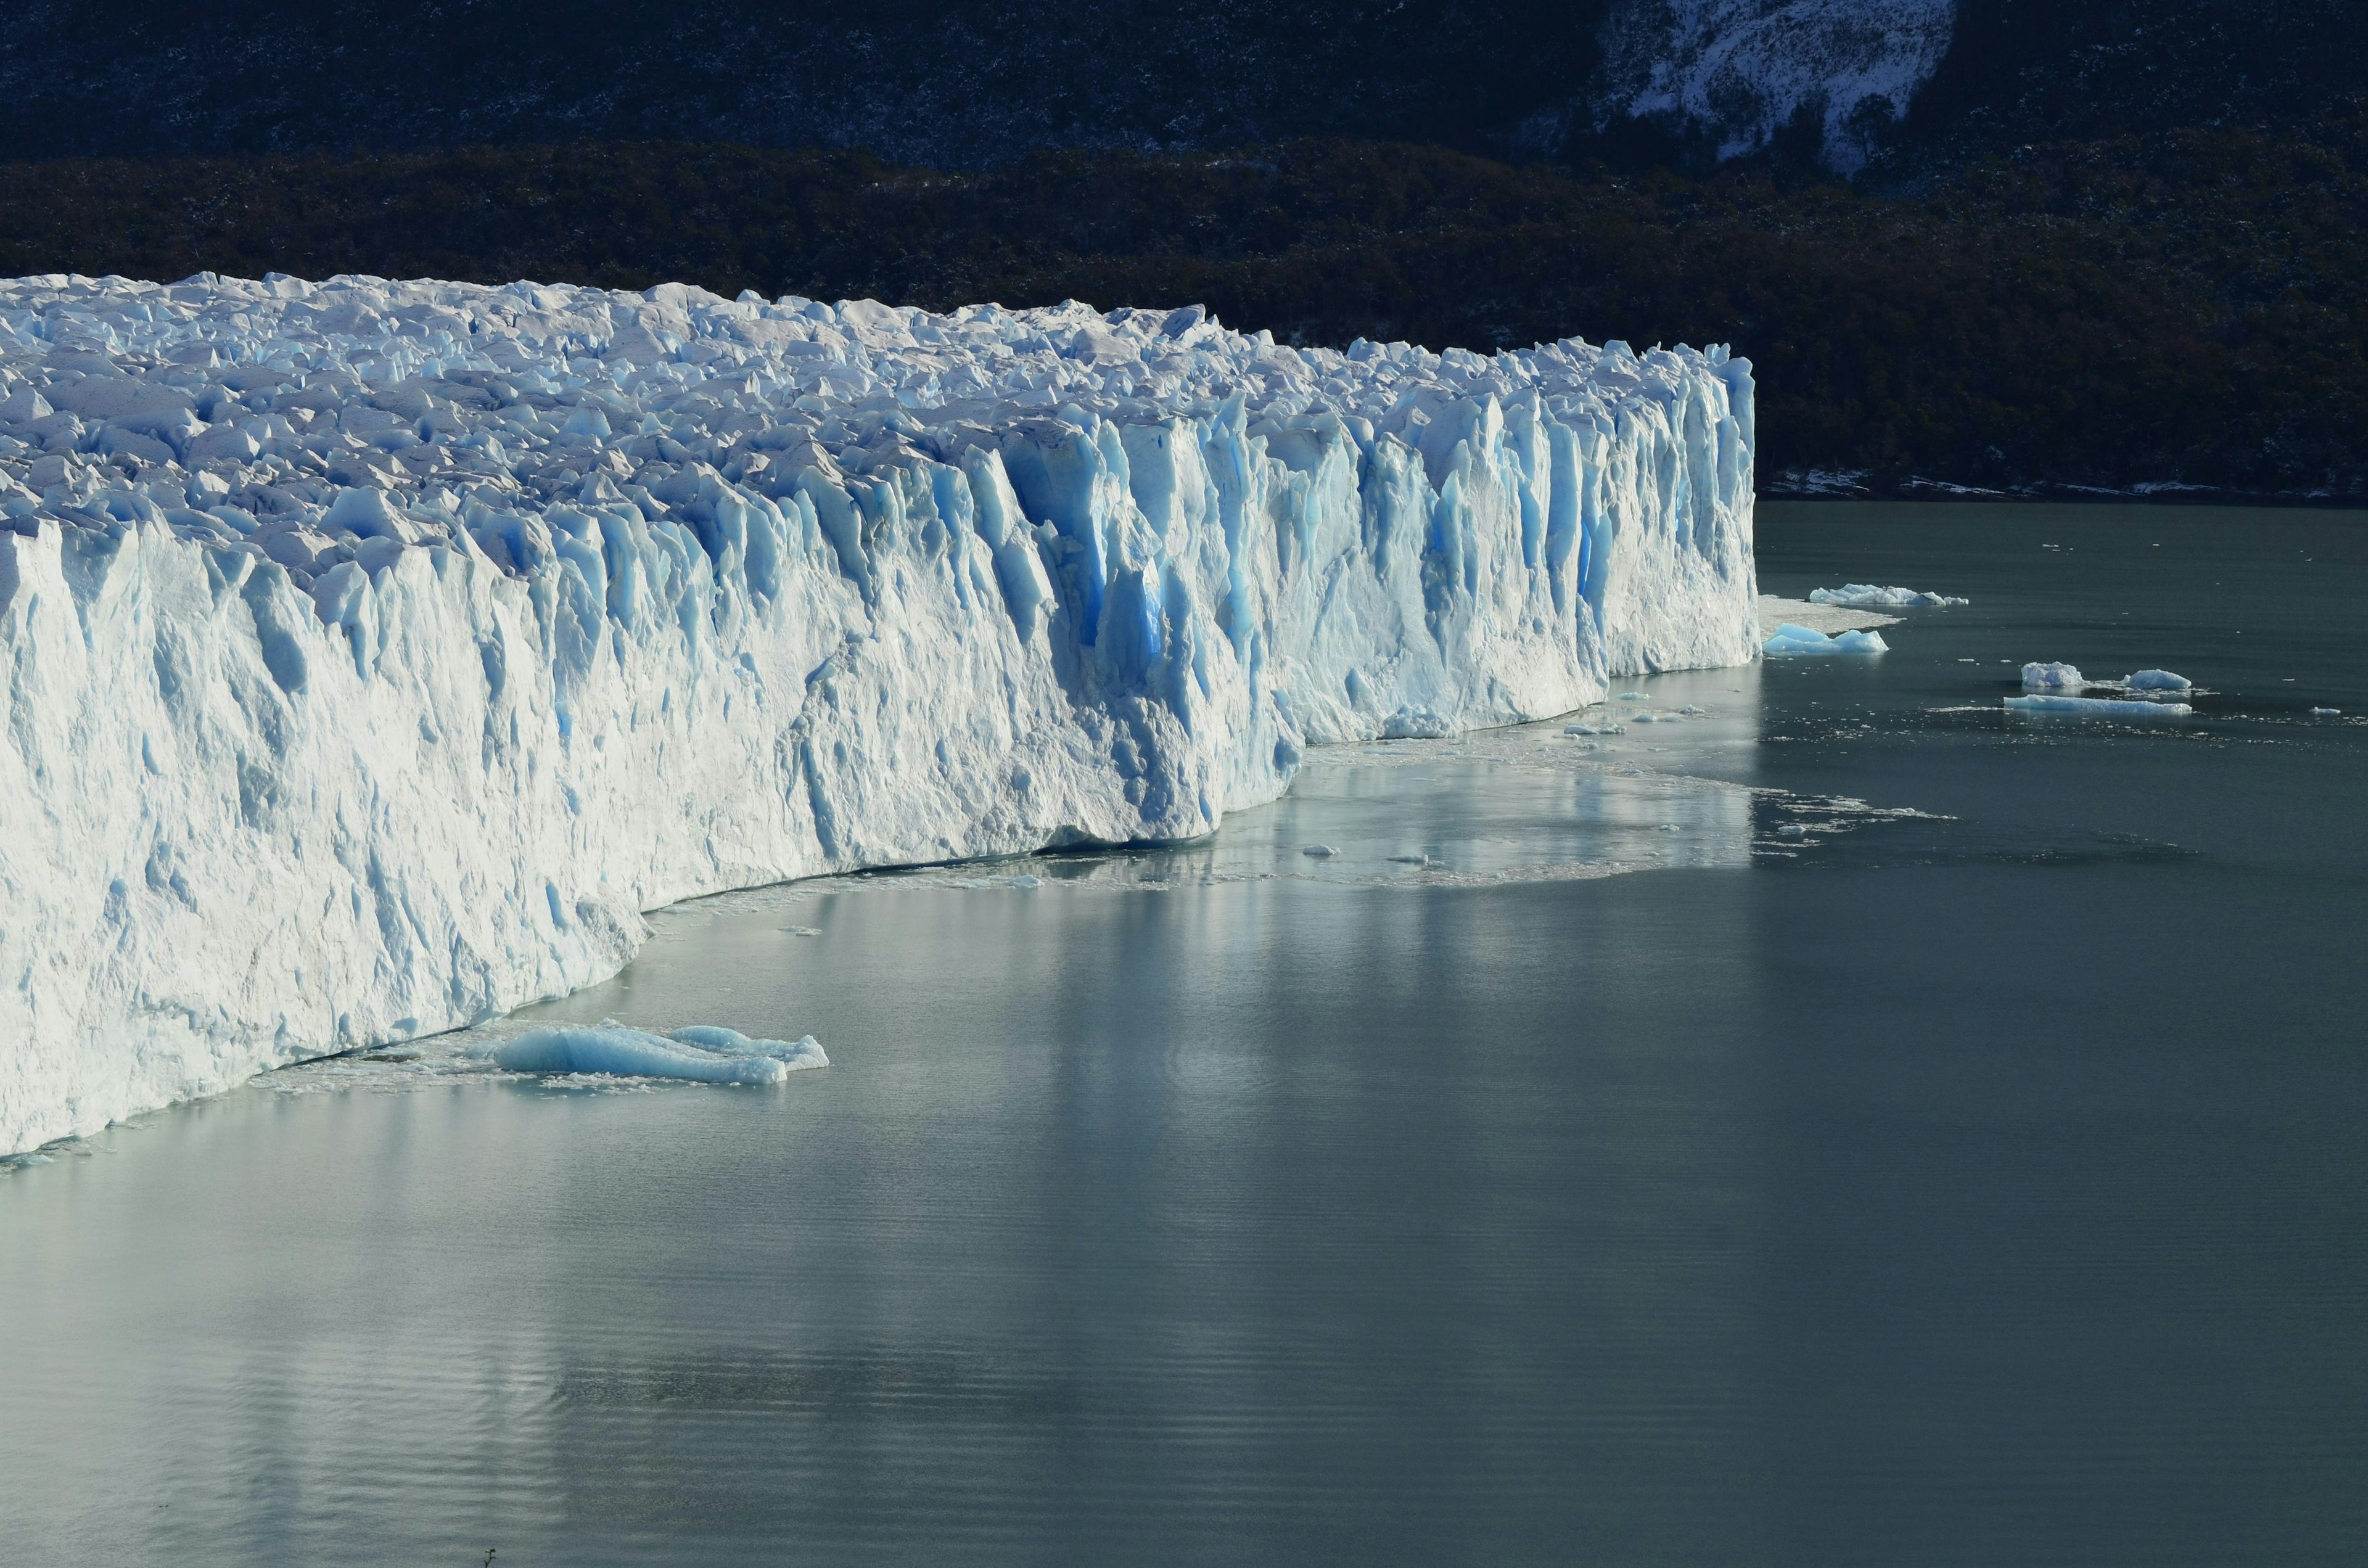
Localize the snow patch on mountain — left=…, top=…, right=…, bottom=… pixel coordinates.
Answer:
left=1595, top=0, right=1958, bottom=171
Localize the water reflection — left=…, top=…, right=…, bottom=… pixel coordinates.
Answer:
left=6, top=506, right=2366, bottom=1566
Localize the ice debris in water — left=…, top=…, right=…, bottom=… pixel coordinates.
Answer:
left=2021, top=662, right=2086, bottom=690
left=1302, top=844, right=1339, bottom=858
left=1809, top=584, right=1967, bottom=608
left=2126, top=670, right=2191, bottom=691
left=2005, top=694, right=2192, bottom=718
left=666, top=1024, right=828, bottom=1070
left=470, top=1021, right=826, bottom=1082
left=2312, top=707, right=2342, bottom=716
left=1764, top=623, right=1888, bottom=657
left=0, top=271, right=1762, bottom=1155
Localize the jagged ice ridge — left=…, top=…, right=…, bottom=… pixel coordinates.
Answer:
left=0, top=271, right=1760, bottom=1153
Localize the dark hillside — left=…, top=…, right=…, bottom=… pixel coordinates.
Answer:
left=4, top=126, right=2364, bottom=498
left=4, top=2, right=2362, bottom=179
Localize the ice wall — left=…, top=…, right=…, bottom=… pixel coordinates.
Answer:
left=0, top=273, right=1758, bottom=1152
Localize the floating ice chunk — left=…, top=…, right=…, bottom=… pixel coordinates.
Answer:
left=1810, top=584, right=1968, bottom=608
left=1775, top=823, right=1806, bottom=837
left=667, top=1025, right=828, bottom=1071
left=2005, top=694, right=2192, bottom=717
left=2126, top=670, right=2192, bottom=691
left=1566, top=721, right=1626, bottom=734
left=2021, top=662, right=2086, bottom=690
left=1302, top=844, right=1339, bottom=858
left=471, top=1024, right=798, bottom=1083
left=1764, top=623, right=1888, bottom=657
left=2312, top=707, right=2342, bottom=716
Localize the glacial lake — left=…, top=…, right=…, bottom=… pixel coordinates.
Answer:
left=4, top=503, right=2364, bottom=1566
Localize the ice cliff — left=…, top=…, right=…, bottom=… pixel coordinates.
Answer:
left=0, top=272, right=1758, bottom=1152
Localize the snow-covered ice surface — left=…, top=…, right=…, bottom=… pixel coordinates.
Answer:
left=1809, top=583, right=1967, bottom=609
left=0, top=272, right=1759, bottom=1154
left=1763, top=622, right=1886, bottom=657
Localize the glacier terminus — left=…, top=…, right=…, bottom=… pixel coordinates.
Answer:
left=0, top=272, right=1759, bottom=1154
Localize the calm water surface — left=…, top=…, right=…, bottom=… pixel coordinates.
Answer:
left=4, top=503, right=2364, bottom=1566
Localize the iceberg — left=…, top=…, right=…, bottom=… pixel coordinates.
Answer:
left=667, top=1024, right=829, bottom=1071
left=1809, top=583, right=1967, bottom=608
left=1763, top=622, right=1888, bottom=657
left=2021, top=662, right=2086, bottom=690
left=0, top=272, right=1759, bottom=1154
left=2005, top=694, right=2193, bottom=717
left=2126, top=669, right=2191, bottom=691
left=469, top=1022, right=824, bottom=1083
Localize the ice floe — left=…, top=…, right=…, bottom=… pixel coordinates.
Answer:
left=1764, top=622, right=1888, bottom=657
left=1809, top=583, right=1967, bottom=608
left=469, top=1021, right=826, bottom=1083
left=2005, top=694, right=2193, bottom=718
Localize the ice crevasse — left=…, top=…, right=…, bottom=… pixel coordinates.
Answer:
left=0, top=273, right=1760, bottom=1152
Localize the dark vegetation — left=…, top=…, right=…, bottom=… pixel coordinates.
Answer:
left=0, top=0, right=1608, bottom=168
left=7, top=122, right=2366, bottom=497
left=5, top=1, right=2361, bottom=179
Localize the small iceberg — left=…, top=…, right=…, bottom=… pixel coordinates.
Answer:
left=1810, top=584, right=1969, bottom=608
left=2005, top=694, right=2192, bottom=717
left=469, top=1022, right=828, bottom=1083
left=2021, top=662, right=2086, bottom=690
left=2126, top=669, right=2192, bottom=692
left=1764, top=623, right=1888, bottom=657
left=1302, top=844, right=1339, bottom=858
left=665, top=1025, right=829, bottom=1072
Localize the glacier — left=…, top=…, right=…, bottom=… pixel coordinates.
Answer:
left=0, top=271, right=1759, bottom=1155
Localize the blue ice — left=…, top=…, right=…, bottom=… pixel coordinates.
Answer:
left=1764, top=623, right=1888, bottom=657
left=474, top=1022, right=828, bottom=1082
left=2005, top=694, right=2192, bottom=718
